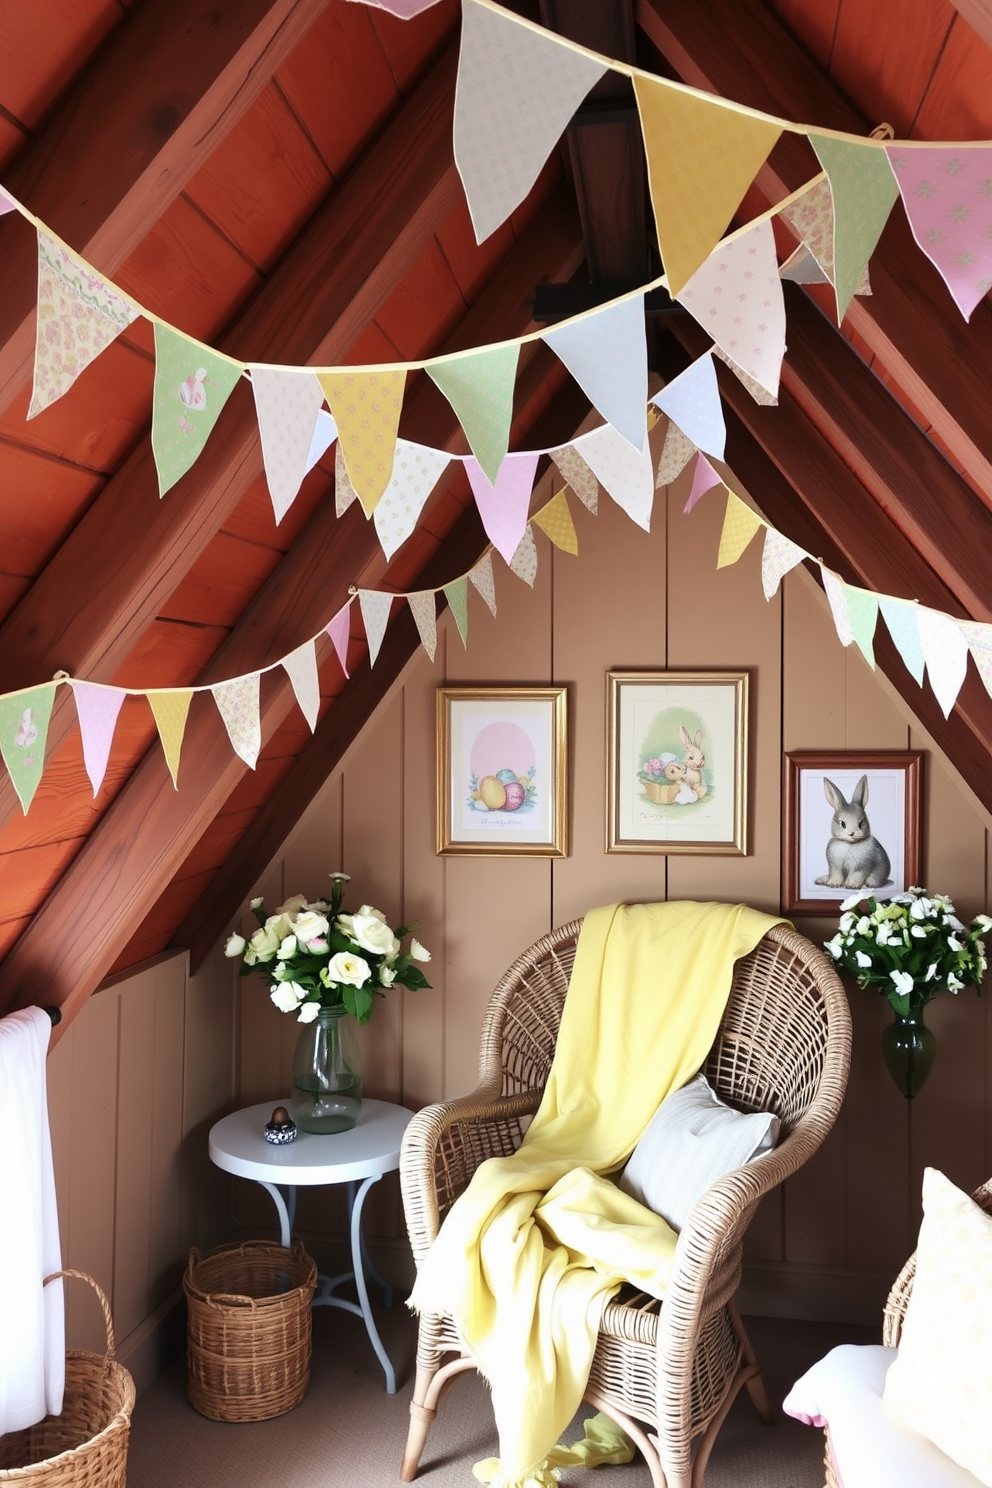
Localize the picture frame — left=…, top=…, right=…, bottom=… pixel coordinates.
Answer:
left=606, top=671, right=748, bottom=855
left=782, top=751, right=923, bottom=915
left=436, top=686, right=568, bottom=857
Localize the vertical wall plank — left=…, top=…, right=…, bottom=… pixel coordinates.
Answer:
left=113, top=969, right=157, bottom=1342
left=182, top=951, right=237, bottom=1257
left=63, top=990, right=119, bottom=1353
left=147, top=959, right=187, bottom=1311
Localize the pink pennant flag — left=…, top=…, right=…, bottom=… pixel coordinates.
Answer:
left=250, top=366, right=324, bottom=523
left=0, top=187, right=16, bottom=217
left=345, top=0, right=442, bottom=14
left=886, top=145, right=992, bottom=321
left=211, top=674, right=262, bottom=769
left=677, top=217, right=786, bottom=399
left=358, top=590, right=393, bottom=668
left=71, top=681, right=126, bottom=797
left=684, top=454, right=723, bottom=514
left=326, top=605, right=351, bottom=678
left=464, top=452, right=541, bottom=566
left=281, top=640, right=320, bottom=733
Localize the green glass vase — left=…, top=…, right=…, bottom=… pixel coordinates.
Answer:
left=291, top=1005, right=363, bottom=1133
left=881, top=1006, right=936, bottom=1100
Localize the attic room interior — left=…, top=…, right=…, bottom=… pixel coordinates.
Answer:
left=3, top=0, right=992, bottom=1485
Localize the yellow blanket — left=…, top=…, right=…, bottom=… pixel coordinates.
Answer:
left=409, top=900, right=781, bottom=1485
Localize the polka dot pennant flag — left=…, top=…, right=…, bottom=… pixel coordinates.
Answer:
left=844, top=585, right=879, bottom=669
left=358, top=590, right=393, bottom=668
left=70, top=681, right=126, bottom=797
left=879, top=596, right=925, bottom=686
left=543, top=294, right=647, bottom=451
left=250, top=367, right=324, bottom=523
left=318, top=369, right=406, bottom=517
left=408, top=590, right=438, bottom=663
left=281, top=640, right=320, bottom=733
left=575, top=421, right=654, bottom=531
left=809, top=134, right=900, bottom=322
left=655, top=420, right=696, bottom=488
left=427, top=342, right=519, bottom=485
left=443, top=576, right=469, bottom=648
left=0, top=683, right=56, bottom=813
left=916, top=603, right=969, bottom=717
left=151, top=324, right=244, bottom=497
left=651, top=351, right=726, bottom=462
left=761, top=526, right=806, bottom=600
left=468, top=552, right=498, bottom=616
left=820, top=565, right=855, bottom=647
left=509, top=524, right=539, bottom=586
left=147, top=689, right=193, bottom=789
left=464, top=451, right=540, bottom=566
left=886, top=145, right=992, bottom=322
left=716, top=491, right=763, bottom=568
left=550, top=444, right=598, bottom=513
left=453, top=0, right=607, bottom=244
left=531, top=488, right=578, bottom=555
left=372, top=441, right=451, bottom=560
left=211, top=674, right=261, bottom=769
left=677, top=217, right=786, bottom=399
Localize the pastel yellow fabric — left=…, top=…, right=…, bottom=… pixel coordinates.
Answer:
left=409, top=900, right=782, bottom=1486
left=531, top=489, right=579, bottom=555
left=317, top=369, right=406, bottom=517
left=473, top=1412, right=634, bottom=1486
left=717, top=491, right=764, bottom=569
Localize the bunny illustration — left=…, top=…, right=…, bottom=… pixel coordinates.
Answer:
left=664, top=758, right=697, bottom=806
left=814, top=775, right=891, bottom=889
left=679, top=724, right=707, bottom=799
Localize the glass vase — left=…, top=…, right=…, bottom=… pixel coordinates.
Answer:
left=881, top=1005, right=936, bottom=1100
left=291, top=1006, right=363, bottom=1133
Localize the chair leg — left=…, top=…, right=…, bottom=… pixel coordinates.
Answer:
left=401, top=1355, right=479, bottom=1481
left=730, top=1300, right=774, bottom=1426
left=582, top=1390, right=671, bottom=1488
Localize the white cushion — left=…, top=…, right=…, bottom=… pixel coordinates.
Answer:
left=618, top=1072, right=779, bottom=1230
left=784, top=1344, right=978, bottom=1488
left=883, top=1168, right=992, bottom=1486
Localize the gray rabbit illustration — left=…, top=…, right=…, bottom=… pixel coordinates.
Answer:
left=814, top=775, right=891, bottom=889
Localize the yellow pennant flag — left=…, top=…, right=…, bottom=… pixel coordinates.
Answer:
left=531, top=488, right=578, bottom=555
left=147, top=689, right=193, bottom=789
left=318, top=369, right=406, bottom=517
left=633, top=75, right=782, bottom=297
left=717, top=492, right=764, bottom=569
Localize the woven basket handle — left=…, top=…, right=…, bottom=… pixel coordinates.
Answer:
left=44, top=1269, right=116, bottom=1360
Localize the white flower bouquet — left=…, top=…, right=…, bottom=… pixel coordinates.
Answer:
left=825, top=886, right=990, bottom=1015
left=224, top=871, right=431, bottom=1023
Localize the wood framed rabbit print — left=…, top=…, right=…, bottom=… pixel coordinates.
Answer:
left=782, top=751, right=923, bottom=914
left=606, top=671, right=748, bottom=854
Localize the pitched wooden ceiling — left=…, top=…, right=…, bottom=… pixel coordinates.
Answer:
left=0, top=0, right=990, bottom=1034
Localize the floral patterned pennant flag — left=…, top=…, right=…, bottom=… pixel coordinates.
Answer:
left=468, top=552, right=498, bottom=616
left=717, top=492, right=763, bottom=568
left=358, top=590, right=393, bottom=668
left=916, top=604, right=969, bottom=717
left=408, top=591, right=438, bottom=663
left=761, top=527, right=807, bottom=599
left=326, top=604, right=351, bottom=678
left=959, top=619, right=992, bottom=697
left=550, top=444, right=598, bottom=513
left=576, top=422, right=654, bottom=531
left=677, top=217, right=786, bottom=398
left=684, top=453, right=723, bottom=514
left=250, top=366, right=324, bottom=523
left=335, top=441, right=359, bottom=516
left=809, top=135, right=899, bottom=321
left=29, top=232, right=139, bottom=419
left=428, top=342, right=519, bottom=484
left=531, top=488, right=578, bottom=554
left=453, top=0, right=607, bottom=243
left=879, top=596, right=925, bottom=685
left=281, top=641, right=320, bottom=733
left=655, top=420, right=696, bottom=487
left=211, top=674, right=261, bottom=768
left=147, top=689, right=193, bottom=789
left=318, top=369, right=406, bottom=517
left=464, top=451, right=540, bottom=565
left=71, top=681, right=126, bottom=797
left=543, top=294, right=647, bottom=451
left=151, top=324, right=244, bottom=497
left=820, top=565, right=855, bottom=646
left=443, top=577, right=469, bottom=648
left=509, top=524, right=538, bottom=586
left=780, top=176, right=871, bottom=295
left=0, top=683, right=56, bottom=813
left=651, top=351, right=726, bottom=461
left=372, top=441, right=450, bottom=560
left=844, top=585, right=880, bottom=668
left=712, top=343, right=779, bottom=408
left=885, top=145, right=992, bottom=322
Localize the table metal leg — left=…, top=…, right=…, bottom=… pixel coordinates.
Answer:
left=258, top=1181, right=293, bottom=1249
left=348, top=1174, right=397, bottom=1394
left=346, top=1179, right=393, bottom=1307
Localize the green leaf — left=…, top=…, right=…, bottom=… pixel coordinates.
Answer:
left=401, top=966, right=431, bottom=991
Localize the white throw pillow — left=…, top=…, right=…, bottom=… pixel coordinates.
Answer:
left=883, top=1167, right=992, bottom=1487
left=618, top=1072, right=779, bottom=1231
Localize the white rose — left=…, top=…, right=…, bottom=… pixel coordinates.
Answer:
left=224, top=933, right=246, bottom=957
left=270, top=983, right=302, bottom=1013
left=379, top=964, right=397, bottom=987
left=249, top=924, right=282, bottom=962
left=910, top=897, right=933, bottom=920
left=890, top=970, right=915, bottom=996
left=336, top=913, right=355, bottom=937
left=839, top=894, right=863, bottom=912
left=329, top=871, right=351, bottom=883
left=973, top=914, right=992, bottom=933
left=349, top=913, right=398, bottom=958
left=326, top=952, right=371, bottom=987
left=358, top=904, right=388, bottom=924
left=855, top=950, right=872, bottom=968
left=278, top=934, right=298, bottom=958
left=276, top=893, right=309, bottom=916
left=250, top=897, right=264, bottom=910
left=410, top=938, right=431, bottom=963
left=264, top=913, right=294, bottom=943
left=297, top=1000, right=320, bottom=1023
left=825, top=936, right=842, bottom=959
left=292, top=910, right=330, bottom=945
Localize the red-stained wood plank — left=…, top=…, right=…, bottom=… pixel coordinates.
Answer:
left=949, top=0, right=992, bottom=52
left=830, top=0, right=955, bottom=139
left=0, top=574, right=31, bottom=625
left=766, top=0, right=839, bottom=68
left=369, top=0, right=459, bottom=94
left=913, top=11, right=992, bottom=138
left=0, top=919, right=30, bottom=964
left=0, top=443, right=102, bottom=577
left=0, top=839, right=83, bottom=921
left=162, top=533, right=284, bottom=630
left=221, top=468, right=328, bottom=550
left=0, top=0, right=123, bottom=131
left=0, top=114, right=29, bottom=170
left=343, top=321, right=403, bottom=368
left=436, top=198, right=516, bottom=303
left=111, top=619, right=230, bottom=689
left=373, top=238, right=466, bottom=361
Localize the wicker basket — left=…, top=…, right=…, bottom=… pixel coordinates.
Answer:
left=643, top=778, right=680, bottom=804
left=184, top=1239, right=317, bottom=1422
left=0, top=1270, right=135, bottom=1486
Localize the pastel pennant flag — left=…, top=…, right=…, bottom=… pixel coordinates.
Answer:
left=372, top=441, right=450, bottom=560
left=428, top=342, right=519, bottom=484
left=633, top=74, right=782, bottom=297
left=712, top=343, right=778, bottom=407
left=345, top=0, right=443, bottom=17
left=508, top=524, right=538, bottom=586
left=212, top=674, right=262, bottom=769
left=916, top=604, right=969, bottom=717
left=543, top=294, right=647, bottom=450
left=845, top=586, right=880, bottom=669
left=335, top=440, right=358, bottom=516
left=550, top=444, right=598, bottom=513
left=281, top=641, right=320, bottom=733
left=809, top=135, right=899, bottom=321
left=358, top=590, right=393, bottom=668
left=780, top=176, right=872, bottom=294
left=29, top=232, right=139, bottom=419
left=879, top=596, right=925, bottom=686
left=761, top=526, right=807, bottom=599
left=453, top=0, right=607, bottom=243
left=0, top=683, right=56, bottom=813
left=443, top=577, right=469, bottom=648
left=326, top=604, right=351, bottom=678
left=531, top=488, right=578, bottom=554
left=152, top=324, right=244, bottom=496
left=464, top=451, right=540, bottom=565
left=576, top=422, right=654, bottom=531
left=250, top=366, right=324, bottom=523
left=684, top=453, right=723, bottom=514
left=71, top=681, right=125, bottom=797
left=717, top=491, right=763, bottom=568
left=317, top=369, right=406, bottom=517
left=820, top=565, right=854, bottom=646
left=468, top=552, right=498, bottom=615
left=0, top=187, right=15, bottom=216
left=886, top=145, right=992, bottom=322
left=655, top=420, right=696, bottom=487
left=677, top=217, right=786, bottom=398
left=408, top=591, right=438, bottom=663
left=147, top=689, right=193, bottom=789
left=651, top=351, right=726, bottom=461
left=305, top=409, right=338, bottom=476
left=959, top=620, right=992, bottom=697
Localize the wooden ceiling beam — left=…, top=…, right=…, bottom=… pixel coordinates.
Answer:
left=636, top=0, right=992, bottom=505
left=0, top=0, right=337, bottom=416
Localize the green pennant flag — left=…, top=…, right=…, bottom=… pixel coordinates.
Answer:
left=0, top=683, right=57, bottom=813
left=810, top=134, right=899, bottom=322
left=151, top=324, right=244, bottom=497
left=879, top=596, right=925, bottom=685
left=845, top=585, right=879, bottom=668
left=443, top=577, right=469, bottom=648
left=427, top=343, right=519, bottom=484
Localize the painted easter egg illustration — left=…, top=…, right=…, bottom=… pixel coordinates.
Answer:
left=501, top=781, right=526, bottom=811
left=478, top=774, right=507, bottom=810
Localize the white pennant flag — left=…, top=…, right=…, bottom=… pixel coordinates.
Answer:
left=408, top=591, right=438, bottom=663
left=761, top=527, right=807, bottom=600
left=575, top=422, right=654, bottom=531
left=820, top=565, right=854, bottom=647
left=509, top=525, right=538, bottom=586
left=358, top=590, right=393, bottom=667
left=454, top=0, right=607, bottom=242
left=250, top=367, right=324, bottom=523
left=281, top=640, right=321, bottom=732
left=958, top=619, right=992, bottom=699
left=544, top=294, right=647, bottom=451
left=211, top=674, right=261, bottom=768
left=677, top=217, right=786, bottom=399
left=917, top=605, right=969, bottom=717
left=468, top=552, right=498, bottom=616
left=305, top=409, right=338, bottom=476
left=372, top=441, right=450, bottom=559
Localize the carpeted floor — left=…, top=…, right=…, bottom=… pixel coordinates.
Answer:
left=127, top=1297, right=876, bottom=1487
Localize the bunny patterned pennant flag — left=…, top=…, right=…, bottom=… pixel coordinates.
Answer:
left=335, top=440, right=359, bottom=516
left=916, top=604, right=969, bottom=717
left=454, top=0, right=607, bottom=243
left=408, top=591, right=438, bottom=663
left=372, top=441, right=450, bottom=560
left=879, top=596, right=926, bottom=685
left=677, top=217, right=786, bottom=399
left=780, top=176, right=872, bottom=295
left=959, top=620, right=992, bottom=698
left=509, top=524, right=538, bottom=586
left=251, top=367, right=325, bottom=523
left=464, top=451, right=540, bottom=565
left=809, top=135, right=899, bottom=321
left=550, top=444, right=598, bottom=513
left=281, top=641, right=321, bottom=733
left=543, top=294, right=647, bottom=451
left=684, top=453, right=723, bottom=514
left=844, top=585, right=880, bottom=668
left=212, top=674, right=261, bottom=768
left=152, top=324, right=244, bottom=496
left=761, top=527, right=807, bottom=599
left=655, top=420, right=696, bottom=487
left=531, top=488, right=578, bottom=554
left=0, top=683, right=57, bottom=813
left=576, top=422, right=654, bottom=531
left=358, top=590, right=393, bottom=668
left=886, top=145, right=992, bottom=322
left=71, top=681, right=126, bottom=797
left=468, top=552, right=498, bottom=616
left=148, top=689, right=193, bottom=788
left=427, top=343, right=519, bottom=485
left=29, top=232, right=139, bottom=419
left=305, top=409, right=338, bottom=476
left=317, top=369, right=406, bottom=517
left=716, top=491, right=763, bottom=568
left=651, top=351, right=726, bottom=461
left=326, top=604, right=351, bottom=678
left=820, top=565, right=855, bottom=646
left=443, top=577, right=469, bottom=648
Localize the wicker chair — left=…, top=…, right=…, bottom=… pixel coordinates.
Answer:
left=399, top=916, right=852, bottom=1488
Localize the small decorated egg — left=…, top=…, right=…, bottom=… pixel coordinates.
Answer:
left=501, top=781, right=526, bottom=811
left=478, top=774, right=507, bottom=810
